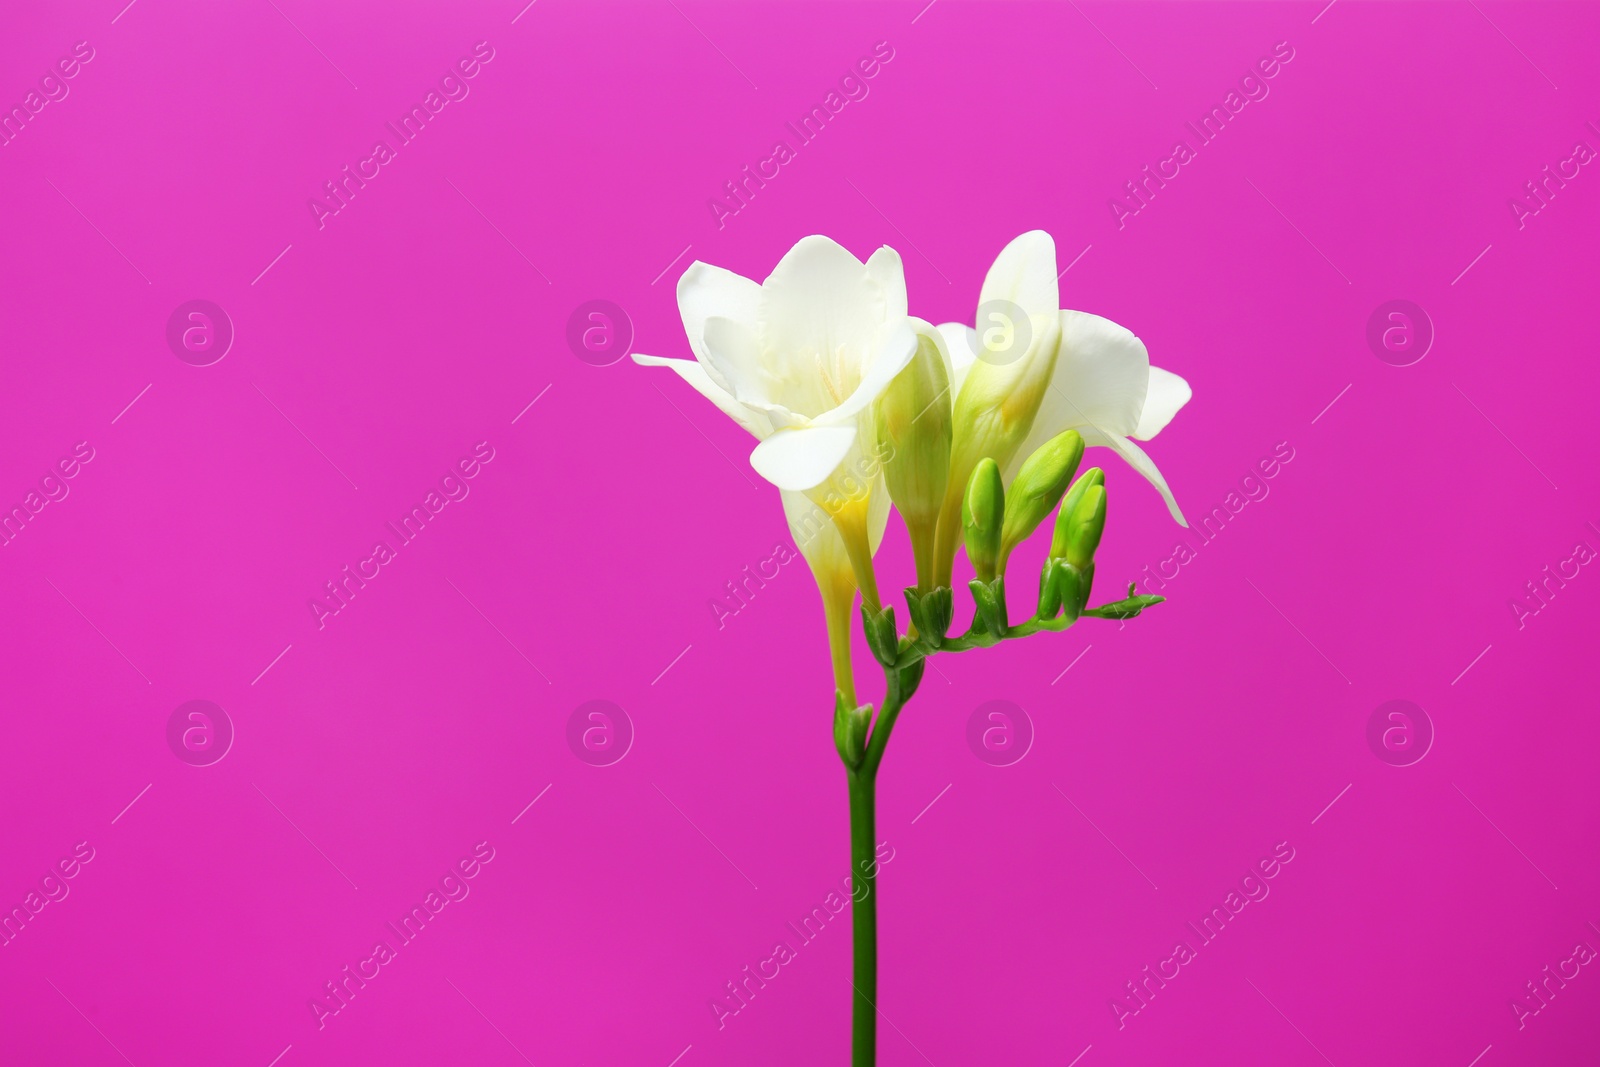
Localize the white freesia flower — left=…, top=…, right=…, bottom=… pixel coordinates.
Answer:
left=633, top=235, right=915, bottom=607
left=937, top=231, right=1192, bottom=533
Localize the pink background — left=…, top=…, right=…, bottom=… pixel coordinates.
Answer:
left=2, top=1, right=1598, bottom=1064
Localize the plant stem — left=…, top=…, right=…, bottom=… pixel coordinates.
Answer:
left=847, top=766, right=877, bottom=1066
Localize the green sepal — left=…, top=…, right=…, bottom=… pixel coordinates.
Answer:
left=895, top=639, right=926, bottom=701
left=832, top=691, right=872, bottom=769
left=1082, top=581, right=1166, bottom=620
left=968, top=576, right=1008, bottom=638
left=1037, top=558, right=1064, bottom=619
left=861, top=604, right=900, bottom=669
left=1047, top=559, right=1092, bottom=620
left=904, top=586, right=954, bottom=648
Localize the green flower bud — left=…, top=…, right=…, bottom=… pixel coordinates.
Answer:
left=861, top=604, right=900, bottom=669
left=969, top=576, right=1008, bottom=638
left=999, top=429, right=1084, bottom=571
left=1061, top=484, right=1106, bottom=568
left=962, top=458, right=1005, bottom=581
left=877, top=330, right=952, bottom=535
left=833, top=692, right=872, bottom=769
left=1049, top=467, right=1105, bottom=560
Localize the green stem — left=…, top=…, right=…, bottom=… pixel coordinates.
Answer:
left=847, top=767, right=877, bottom=1066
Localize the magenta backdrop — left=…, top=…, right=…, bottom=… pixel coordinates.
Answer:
left=2, top=1, right=1598, bottom=1064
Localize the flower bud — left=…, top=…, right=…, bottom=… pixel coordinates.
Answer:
left=961, top=458, right=1004, bottom=581
left=999, top=430, right=1084, bottom=571
left=1060, top=484, right=1106, bottom=568
left=861, top=604, right=900, bottom=669
left=1049, top=468, right=1105, bottom=561
left=877, top=330, right=951, bottom=529
left=833, top=692, right=872, bottom=769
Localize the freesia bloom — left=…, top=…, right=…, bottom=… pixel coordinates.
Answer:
left=931, top=230, right=1191, bottom=583
left=633, top=235, right=914, bottom=612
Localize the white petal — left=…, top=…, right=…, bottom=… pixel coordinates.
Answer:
left=864, top=246, right=908, bottom=322
left=756, top=236, right=894, bottom=419
left=978, top=230, right=1059, bottom=327
left=1134, top=365, right=1191, bottom=440
left=1083, top=428, right=1187, bottom=527
left=937, top=322, right=977, bottom=396
left=865, top=472, right=892, bottom=555
left=701, top=315, right=774, bottom=407
left=812, top=322, right=917, bottom=427
left=677, top=261, right=762, bottom=392
left=631, top=353, right=774, bottom=438
left=749, top=424, right=858, bottom=491
left=782, top=488, right=853, bottom=588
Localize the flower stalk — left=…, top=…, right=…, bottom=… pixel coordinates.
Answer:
left=633, top=229, right=1192, bottom=1066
